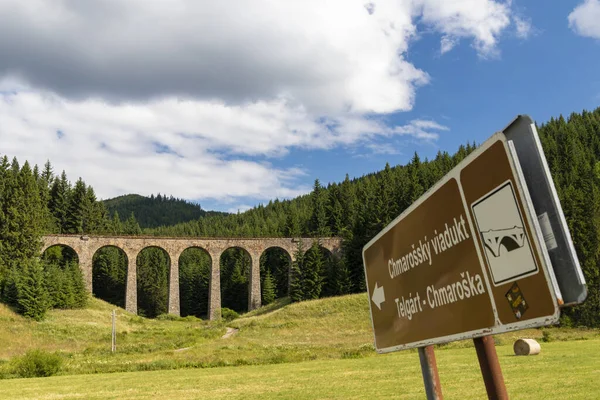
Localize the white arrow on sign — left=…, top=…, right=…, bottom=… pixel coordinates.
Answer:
left=372, top=282, right=385, bottom=310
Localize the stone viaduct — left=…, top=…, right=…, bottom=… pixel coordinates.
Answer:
left=41, top=235, right=342, bottom=320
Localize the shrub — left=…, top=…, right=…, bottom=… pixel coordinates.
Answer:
left=541, top=329, right=554, bottom=343
left=221, top=307, right=240, bottom=322
left=11, top=350, right=62, bottom=378
left=156, top=313, right=181, bottom=321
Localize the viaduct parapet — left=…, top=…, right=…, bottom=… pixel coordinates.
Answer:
left=41, top=235, right=342, bottom=320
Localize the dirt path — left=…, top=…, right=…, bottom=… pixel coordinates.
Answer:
left=221, top=327, right=239, bottom=339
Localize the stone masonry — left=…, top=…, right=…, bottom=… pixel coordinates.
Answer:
left=41, top=235, right=342, bottom=320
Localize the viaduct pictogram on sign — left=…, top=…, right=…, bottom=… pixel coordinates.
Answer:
left=480, top=226, right=525, bottom=258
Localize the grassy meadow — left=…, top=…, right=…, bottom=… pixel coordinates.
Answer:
left=1, top=339, right=599, bottom=399
left=0, top=293, right=599, bottom=398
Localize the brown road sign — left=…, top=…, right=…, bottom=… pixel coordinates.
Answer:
left=363, top=132, right=560, bottom=353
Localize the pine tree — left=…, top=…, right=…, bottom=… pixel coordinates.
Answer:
left=92, top=246, right=127, bottom=308
left=178, top=248, right=210, bottom=317
left=17, top=259, right=50, bottom=321
left=111, top=211, right=123, bottom=234
left=136, top=248, right=169, bottom=318
left=335, top=257, right=353, bottom=295
left=49, top=171, right=71, bottom=233
left=123, top=212, right=142, bottom=235
left=0, top=160, right=44, bottom=270
left=289, top=241, right=305, bottom=302
left=328, top=185, right=345, bottom=235
left=66, top=178, right=88, bottom=234
left=0, top=156, right=13, bottom=276
left=302, top=241, right=325, bottom=300
left=261, top=269, right=276, bottom=305
left=45, top=262, right=71, bottom=308
left=309, top=179, right=331, bottom=237
left=68, top=261, right=88, bottom=308
left=41, top=160, right=54, bottom=186
left=285, top=206, right=301, bottom=237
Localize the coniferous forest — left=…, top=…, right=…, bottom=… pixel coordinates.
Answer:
left=0, top=107, right=599, bottom=326
left=104, top=193, right=227, bottom=229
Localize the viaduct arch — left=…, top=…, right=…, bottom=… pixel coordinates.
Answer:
left=41, top=235, right=342, bottom=320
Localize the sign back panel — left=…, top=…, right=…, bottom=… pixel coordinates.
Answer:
left=502, top=115, right=587, bottom=306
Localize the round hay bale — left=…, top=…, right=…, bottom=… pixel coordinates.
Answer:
left=513, top=338, right=541, bottom=356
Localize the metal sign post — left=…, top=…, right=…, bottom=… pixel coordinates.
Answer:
left=111, top=310, right=116, bottom=353
left=418, top=345, right=443, bottom=400
left=473, top=336, right=508, bottom=400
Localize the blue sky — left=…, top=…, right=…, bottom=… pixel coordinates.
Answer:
left=249, top=0, right=600, bottom=215
left=1, top=0, right=599, bottom=213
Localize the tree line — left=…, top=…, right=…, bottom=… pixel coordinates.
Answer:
left=1, top=107, right=599, bottom=326
left=0, top=158, right=91, bottom=320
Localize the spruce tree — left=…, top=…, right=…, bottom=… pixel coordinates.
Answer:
left=327, top=185, right=344, bottom=236
left=309, top=179, right=331, bottom=237
left=17, top=259, right=50, bottom=321
left=261, top=269, right=276, bottom=305
left=68, top=261, right=88, bottom=308
left=289, top=241, right=305, bottom=302
left=49, top=171, right=71, bottom=233
left=44, top=262, right=70, bottom=308
left=66, top=178, right=88, bottom=234
left=334, top=257, right=353, bottom=295
left=111, top=211, right=123, bottom=234
left=123, top=212, right=142, bottom=235
left=302, top=241, right=325, bottom=300
left=285, top=206, right=301, bottom=237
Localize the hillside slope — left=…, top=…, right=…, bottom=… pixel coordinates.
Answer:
left=1, top=294, right=598, bottom=378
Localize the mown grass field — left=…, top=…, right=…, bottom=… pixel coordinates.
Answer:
left=0, top=293, right=599, bottom=398
left=1, top=338, right=599, bottom=399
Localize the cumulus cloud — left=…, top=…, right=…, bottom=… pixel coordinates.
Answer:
left=416, top=0, right=512, bottom=57
left=0, top=0, right=426, bottom=114
left=0, top=90, right=447, bottom=201
left=568, top=0, right=600, bottom=39
left=0, top=1, right=525, bottom=205
left=0, top=0, right=520, bottom=110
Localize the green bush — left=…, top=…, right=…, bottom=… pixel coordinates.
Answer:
left=221, top=307, right=240, bottom=322
left=156, top=313, right=181, bottom=321
left=541, top=329, right=554, bottom=343
left=11, top=350, right=62, bottom=378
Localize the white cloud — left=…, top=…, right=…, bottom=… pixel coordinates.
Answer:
left=0, top=90, right=447, bottom=201
left=0, top=0, right=521, bottom=110
left=366, top=143, right=401, bottom=155
left=569, top=0, right=600, bottom=39
left=440, top=36, right=459, bottom=54
left=393, top=119, right=449, bottom=141
left=514, top=16, right=533, bottom=39
left=0, top=1, right=526, bottom=205
left=416, top=0, right=512, bottom=57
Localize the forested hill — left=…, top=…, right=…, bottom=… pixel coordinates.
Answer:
left=148, top=107, right=600, bottom=327
left=103, top=194, right=225, bottom=229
